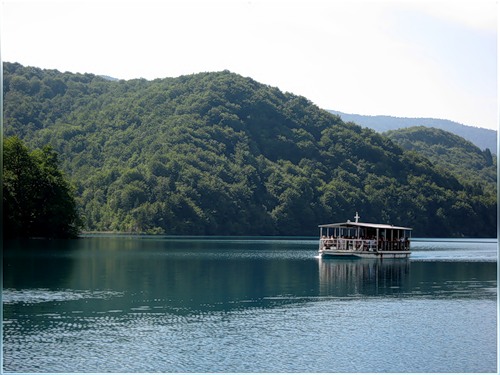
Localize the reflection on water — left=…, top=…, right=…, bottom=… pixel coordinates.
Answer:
left=318, top=257, right=496, bottom=299
left=3, top=236, right=497, bottom=373
left=319, top=258, right=410, bottom=296
left=3, top=237, right=319, bottom=316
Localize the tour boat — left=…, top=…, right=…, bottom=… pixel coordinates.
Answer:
left=318, top=213, right=412, bottom=259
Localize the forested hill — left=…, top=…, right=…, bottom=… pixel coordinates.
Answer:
left=328, top=110, right=497, bottom=153
left=3, top=62, right=497, bottom=237
left=385, top=126, right=496, bottom=193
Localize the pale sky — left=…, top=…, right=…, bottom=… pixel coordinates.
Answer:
left=1, top=0, right=498, bottom=130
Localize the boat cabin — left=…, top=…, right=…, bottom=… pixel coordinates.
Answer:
left=319, top=213, right=412, bottom=258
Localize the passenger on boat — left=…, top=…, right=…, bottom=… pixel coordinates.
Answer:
left=326, top=236, right=333, bottom=247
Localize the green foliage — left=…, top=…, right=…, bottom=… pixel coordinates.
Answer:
left=3, top=136, right=81, bottom=238
left=3, top=62, right=497, bottom=237
left=385, top=126, right=497, bottom=195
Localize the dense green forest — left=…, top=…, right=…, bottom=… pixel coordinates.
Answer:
left=385, top=126, right=496, bottom=195
left=3, top=62, right=497, bottom=237
left=3, top=136, right=81, bottom=238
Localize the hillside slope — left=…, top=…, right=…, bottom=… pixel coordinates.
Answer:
left=329, top=110, right=497, bottom=153
left=385, top=126, right=496, bottom=194
left=3, top=62, right=497, bottom=237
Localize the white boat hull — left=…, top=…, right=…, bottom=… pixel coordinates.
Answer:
left=319, top=249, right=411, bottom=259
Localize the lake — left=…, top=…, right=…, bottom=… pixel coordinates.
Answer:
left=3, top=236, right=497, bottom=373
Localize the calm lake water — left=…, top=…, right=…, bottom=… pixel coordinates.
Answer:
left=3, top=236, right=498, bottom=373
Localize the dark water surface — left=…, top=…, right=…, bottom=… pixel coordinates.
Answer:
left=3, top=236, right=497, bottom=373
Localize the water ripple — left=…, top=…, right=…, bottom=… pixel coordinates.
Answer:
left=3, top=296, right=497, bottom=373
left=3, top=288, right=124, bottom=304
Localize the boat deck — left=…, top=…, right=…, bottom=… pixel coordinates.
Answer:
left=319, top=213, right=412, bottom=259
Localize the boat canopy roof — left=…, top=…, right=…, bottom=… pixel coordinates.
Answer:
left=319, top=221, right=412, bottom=231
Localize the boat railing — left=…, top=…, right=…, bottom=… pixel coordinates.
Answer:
left=320, top=238, right=410, bottom=252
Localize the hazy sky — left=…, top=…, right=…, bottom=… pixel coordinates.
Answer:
left=2, top=0, right=498, bottom=130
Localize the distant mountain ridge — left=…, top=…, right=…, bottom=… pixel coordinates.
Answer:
left=99, top=75, right=119, bottom=81
left=328, top=110, right=497, bottom=153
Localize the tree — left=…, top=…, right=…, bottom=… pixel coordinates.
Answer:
left=3, top=136, right=81, bottom=238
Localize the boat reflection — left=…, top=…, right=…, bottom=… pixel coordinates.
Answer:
left=318, top=258, right=410, bottom=297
